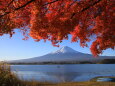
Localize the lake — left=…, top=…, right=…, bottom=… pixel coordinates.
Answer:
left=11, top=64, right=115, bottom=83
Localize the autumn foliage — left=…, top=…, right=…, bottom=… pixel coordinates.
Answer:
left=0, top=0, right=114, bottom=56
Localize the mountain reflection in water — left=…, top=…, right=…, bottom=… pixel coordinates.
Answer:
left=45, top=72, right=81, bottom=82
left=11, top=64, right=115, bottom=83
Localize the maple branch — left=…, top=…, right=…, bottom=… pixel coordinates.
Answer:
left=15, top=0, right=35, bottom=10
left=43, top=0, right=59, bottom=6
left=0, top=0, right=35, bottom=18
left=68, top=0, right=78, bottom=9
left=71, top=0, right=102, bottom=19
left=0, top=0, right=59, bottom=18
left=7, top=0, right=14, bottom=7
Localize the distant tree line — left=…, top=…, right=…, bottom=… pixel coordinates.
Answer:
left=98, top=59, right=115, bottom=64
left=9, top=61, right=93, bottom=65
left=8, top=59, right=115, bottom=65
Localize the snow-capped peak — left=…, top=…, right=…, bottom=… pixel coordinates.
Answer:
left=51, top=46, right=79, bottom=54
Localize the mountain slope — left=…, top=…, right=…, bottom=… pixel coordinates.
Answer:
left=10, top=46, right=115, bottom=63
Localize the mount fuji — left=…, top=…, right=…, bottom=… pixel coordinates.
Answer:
left=10, top=46, right=115, bottom=63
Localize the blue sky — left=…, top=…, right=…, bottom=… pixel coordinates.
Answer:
left=0, top=30, right=115, bottom=61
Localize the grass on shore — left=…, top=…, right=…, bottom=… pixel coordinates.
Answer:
left=0, top=62, right=115, bottom=86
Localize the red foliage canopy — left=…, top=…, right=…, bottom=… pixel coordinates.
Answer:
left=0, top=0, right=114, bottom=56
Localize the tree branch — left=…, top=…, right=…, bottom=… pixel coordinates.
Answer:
left=0, top=0, right=35, bottom=18
left=43, top=0, right=59, bottom=6
left=15, top=0, right=35, bottom=10
left=71, top=0, right=102, bottom=19
left=7, top=0, right=14, bottom=7
left=0, top=0, right=60, bottom=18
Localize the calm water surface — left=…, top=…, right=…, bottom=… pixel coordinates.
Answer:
left=11, top=64, right=115, bottom=83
